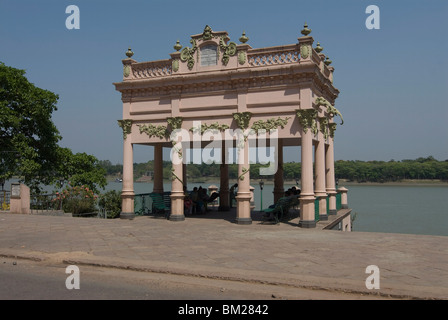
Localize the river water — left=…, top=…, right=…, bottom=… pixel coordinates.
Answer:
left=103, top=181, right=448, bottom=237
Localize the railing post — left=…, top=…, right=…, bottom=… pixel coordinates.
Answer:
left=338, top=187, right=348, bottom=209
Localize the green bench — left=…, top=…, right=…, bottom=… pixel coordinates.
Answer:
left=262, top=196, right=293, bottom=224
left=149, top=193, right=169, bottom=219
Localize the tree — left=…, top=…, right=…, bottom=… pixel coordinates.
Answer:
left=56, top=148, right=107, bottom=193
left=1, top=62, right=61, bottom=192
left=0, top=62, right=106, bottom=193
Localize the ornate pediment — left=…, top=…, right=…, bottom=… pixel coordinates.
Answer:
left=179, top=25, right=238, bottom=70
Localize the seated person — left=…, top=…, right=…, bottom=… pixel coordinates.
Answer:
left=208, top=191, right=220, bottom=203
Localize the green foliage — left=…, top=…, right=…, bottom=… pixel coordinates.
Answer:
left=0, top=62, right=108, bottom=194
left=98, top=190, right=121, bottom=219
left=56, top=148, right=107, bottom=193
left=334, top=156, right=448, bottom=182
left=101, top=156, right=448, bottom=183
left=0, top=62, right=61, bottom=192
left=56, top=184, right=97, bottom=215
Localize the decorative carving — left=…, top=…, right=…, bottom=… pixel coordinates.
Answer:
left=219, top=36, right=237, bottom=66
left=173, top=40, right=182, bottom=52
left=251, top=117, right=291, bottom=132
left=137, top=124, right=168, bottom=139
left=238, top=51, right=246, bottom=65
left=239, top=31, right=249, bottom=44
left=132, top=61, right=172, bottom=78
left=329, top=123, right=337, bottom=138
left=248, top=49, right=299, bottom=67
left=300, top=44, right=311, bottom=59
left=301, top=23, right=312, bottom=36
left=117, top=119, right=132, bottom=140
left=202, top=25, right=213, bottom=40
left=180, top=38, right=197, bottom=70
left=125, top=47, right=134, bottom=58
left=319, top=117, right=329, bottom=140
left=295, top=109, right=318, bottom=134
left=233, top=112, right=252, bottom=130
left=172, top=59, right=179, bottom=72
left=123, top=65, right=131, bottom=78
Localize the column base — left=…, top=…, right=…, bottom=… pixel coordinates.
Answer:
left=328, top=209, right=337, bottom=215
left=120, top=212, right=135, bottom=220
left=169, top=214, right=185, bottom=222
left=298, top=220, right=316, bottom=228
left=342, top=204, right=349, bottom=209
left=235, top=217, right=252, bottom=225
left=319, top=214, right=328, bottom=221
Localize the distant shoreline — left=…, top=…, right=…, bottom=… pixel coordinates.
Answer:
left=107, top=176, right=447, bottom=186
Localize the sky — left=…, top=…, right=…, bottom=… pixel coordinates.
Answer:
left=1, top=0, right=447, bottom=164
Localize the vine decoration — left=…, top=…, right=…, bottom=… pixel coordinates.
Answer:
left=171, top=168, right=184, bottom=186
left=238, top=167, right=249, bottom=181
left=167, top=117, right=184, bottom=160
left=190, top=122, right=229, bottom=135
left=315, top=97, right=344, bottom=125
left=295, top=109, right=318, bottom=135
left=137, top=124, right=168, bottom=139
left=251, top=117, right=291, bottom=132
left=117, top=119, right=132, bottom=140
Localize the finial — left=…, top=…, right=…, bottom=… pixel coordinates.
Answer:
left=324, top=56, right=332, bottom=66
left=173, top=40, right=182, bottom=52
left=239, top=31, right=249, bottom=44
left=315, top=42, right=323, bottom=53
left=301, top=22, right=312, bottom=36
left=125, top=47, right=134, bottom=58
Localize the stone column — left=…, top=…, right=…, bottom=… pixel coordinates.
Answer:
left=121, top=132, right=135, bottom=219
left=236, top=138, right=251, bottom=225
left=153, top=144, right=164, bottom=194
left=326, top=138, right=337, bottom=215
left=298, top=127, right=316, bottom=228
left=219, top=143, right=230, bottom=211
left=338, top=187, right=348, bottom=209
left=273, top=139, right=284, bottom=203
left=169, top=143, right=185, bottom=221
left=315, top=125, right=328, bottom=221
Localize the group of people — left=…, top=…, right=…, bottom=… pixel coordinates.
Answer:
left=184, top=186, right=220, bottom=215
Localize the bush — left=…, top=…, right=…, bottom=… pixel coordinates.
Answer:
left=56, top=184, right=97, bottom=215
left=98, top=190, right=121, bottom=219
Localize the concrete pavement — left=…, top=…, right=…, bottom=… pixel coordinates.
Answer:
left=0, top=210, right=447, bottom=299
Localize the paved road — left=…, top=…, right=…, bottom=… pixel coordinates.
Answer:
left=0, top=212, right=447, bottom=299
left=0, top=257, right=387, bottom=300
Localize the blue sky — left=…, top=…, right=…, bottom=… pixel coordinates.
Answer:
left=1, top=0, right=447, bottom=164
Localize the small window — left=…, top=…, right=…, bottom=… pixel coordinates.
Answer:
left=201, top=45, right=218, bottom=66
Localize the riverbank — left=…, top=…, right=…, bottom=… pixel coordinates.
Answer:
left=109, top=176, right=448, bottom=187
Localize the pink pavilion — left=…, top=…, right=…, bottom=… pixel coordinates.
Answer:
left=113, top=24, right=345, bottom=228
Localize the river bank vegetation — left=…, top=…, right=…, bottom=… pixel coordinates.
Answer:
left=99, top=156, right=448, bottom=183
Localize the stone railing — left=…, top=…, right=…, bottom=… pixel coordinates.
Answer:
left=247, top=45, right=300, bottom=67
left=132, top=60, right=172, bottom=79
